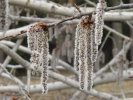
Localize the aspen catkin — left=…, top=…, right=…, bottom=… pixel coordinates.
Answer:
left=95, top=0, right=106, bottom=45
left=41, top=28, right=49, bottom=94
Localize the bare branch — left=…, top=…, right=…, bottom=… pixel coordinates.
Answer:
left=0, top=43, right=120, bottom=99
left=1, top=40, right=78, bottom=75
left=0, top=39, right=23, bottom=74
left=0, top=43, right=30, bottom=70
left=0, top=72, right=24, bottom=86
left=94, top=40, right=132, bottom=79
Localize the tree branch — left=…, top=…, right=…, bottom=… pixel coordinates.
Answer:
left=0, top=72, right=24, bottom=86
left=94, top=40, right=132, bottom=79
left=1, top=40, right=78, bottom=75
left=0, top=43, right=120, bottom=99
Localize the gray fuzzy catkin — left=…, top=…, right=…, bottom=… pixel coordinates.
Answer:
left=91, top=24, right=98, bottom=63
left=74, top=23, right=80, bottom=71
left=41, top=34, right=49, bottom=94
left=78, top=32, right=86, bottom=89
left=94, top=0, right=106, bottom=45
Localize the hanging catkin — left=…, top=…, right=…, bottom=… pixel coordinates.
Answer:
left=84, top=18, right=94, bottom=90
left=95, top=0, right=106, bottom=45
left=78, top=30, right=86, bottom=89
left=41, top=33, right=49, bottom=94
left=27, top=22, right=49, bottom=94
left=74, top=20, right=81, bottom=71
left=91, top=24, right=98, bottom=63
left=0, top=0, right=8, bottom=31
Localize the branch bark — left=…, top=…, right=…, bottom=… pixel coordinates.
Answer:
left=0, top=43, right=120, bottom=100
left=0, top=72, right=24, bottom=86
left=1, top=40, right=78, bottom=75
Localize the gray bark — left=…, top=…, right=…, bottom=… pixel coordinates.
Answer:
left=112, top=1, right=123, bottom=50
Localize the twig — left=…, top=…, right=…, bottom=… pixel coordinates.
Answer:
left=0, top=30, right=27, bottom=41
left=1, top=40, right=78, bottom=75
left=94, top=41, right=132, bottom=79
left=70, top=91, right=80, bottom=100
left=74, top=3, right=82, bottom=13
left=98, top=31, right=111, bottom=55
left=0, top=39, right=24, bottom=74
left=85, top=0, right=96, bottom=7
left=49, top=3, right=133, bottom=27
left=105, top=4, right=133, bottom=11
left=119, top=87, right=126, bottom=99
left=126, top=21, right=133, bottom=29
left=0, top=64, right=30, bottom=100
left=85, top=0, right=130, bottom=40
left=0, top=72, right=24, bottom=86
left=0, top=3, right=132, bottom=40
left=109, top=36, right=118, bottom=48
left=0, top=43, right=120, bottom=100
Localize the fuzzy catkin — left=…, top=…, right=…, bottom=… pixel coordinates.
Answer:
left=94, top=0, right=106, bottom=45
left=0, top=0, right=8, bottom=31
left=41, top=34, right=49, bottom=94
left=84, top=24, right=94, bottom=90
left=91, top=24, right=98, bottom=63
left=74, top=24, right=80, bottom=71
left=78, top=32, right=86, bottom=89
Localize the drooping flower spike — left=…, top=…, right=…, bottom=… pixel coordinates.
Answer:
left=95, top=0, right=106, bottom=45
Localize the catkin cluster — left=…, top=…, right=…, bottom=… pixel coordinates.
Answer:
left=74, top=0, right=106, bottom=90
left=74, top=16, right=96, bottom=90
left=27, top=23, right=49, bottom=94
left=0, top=0, right=8, bottom=31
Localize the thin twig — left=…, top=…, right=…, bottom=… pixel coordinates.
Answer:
left=0, top=39, right=24, bottom=74
left=98, top=31, right=111, bottom=55
left=74, top=3, right=82, bottom=13
left=85, top=0, right=96, bottom=6
left=1, top=65, right=30, bottom=100
left=0, top=30, right=27, bottom=41
left=126, top=21, right=133, bottom=29
left=49, top=3, right=133, bottom=27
